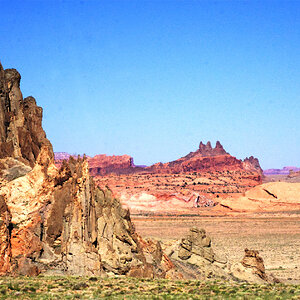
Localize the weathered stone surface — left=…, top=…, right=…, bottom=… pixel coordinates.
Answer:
left=243, top=156, right=263, bottom=175
left=241, top=249, right=267, bottom=280
left=166, top=228, right=278, bottom=283
left=0, top=195, right=11, bottom=274
left=178, top=227, right=215, bottom=263
left=167, top=227, right=232, bottom=281
left=0, top=63, right=52, bottom=167
left=0, top=63, right=174, bottom=278
left=0, top=147, right=175, bottom=276
left=229, top=248, right=278, bottom=283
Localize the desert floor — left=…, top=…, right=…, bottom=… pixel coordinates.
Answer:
left=132, top=211, right=300, bottom=283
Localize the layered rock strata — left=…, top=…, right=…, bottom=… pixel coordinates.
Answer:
left=56, top=141, right=262, bottom=179
left=147, top=141, right=262, bottom=175
left=55, top=153, right=135, bottom=176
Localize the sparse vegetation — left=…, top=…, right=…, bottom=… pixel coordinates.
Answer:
left=0, top=276, right=299, bottom=299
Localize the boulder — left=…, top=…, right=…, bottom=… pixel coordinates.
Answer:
left=178, top=227, right=215, bottom=263
left=230, top=248, right=279, bottom=283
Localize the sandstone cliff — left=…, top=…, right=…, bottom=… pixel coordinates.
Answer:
left=0, top=63, right=172, bottom=277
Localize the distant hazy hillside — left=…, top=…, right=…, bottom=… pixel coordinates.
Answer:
left=264, top=166, right=300, bottom=175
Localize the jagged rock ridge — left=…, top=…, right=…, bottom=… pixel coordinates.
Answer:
left=0, top=63, right=52, bottom=167
left=0, top=63, right=173, bottom=277
left=55, top=141, right=262, bottom=177
left=147, top=141, right=262, bottom=175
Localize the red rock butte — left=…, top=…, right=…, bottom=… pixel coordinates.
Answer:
left=55, top=141, right=263, bottom=178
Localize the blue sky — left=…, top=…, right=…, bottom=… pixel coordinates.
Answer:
left=1, top=1, right=299, bottom=169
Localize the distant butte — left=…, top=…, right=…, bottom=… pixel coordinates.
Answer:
left=54, top=141, right=264, bottom=214
left=55, top=141, right=263, bottom=177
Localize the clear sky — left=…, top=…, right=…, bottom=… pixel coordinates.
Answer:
left=1, top=1, right=299, bottom=169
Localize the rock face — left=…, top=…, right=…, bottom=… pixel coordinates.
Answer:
left=147, top=141, right=262, bottom=175
left=0, top=63, right=52, bottom=167
left=0, top=150, right=172, bottom=276
left=241, top=249, right=266, bottom=280
left=55, top=153, right=135, bottom=176
left=0, top=63, right=172, bottom=277
left=0, top=195, right=11, bottom=274
left=165, top=227, right=230, bottom=280
left=243, top=156, right=263, bottom=175
left=198, top=141, right=228, bottom=156
left=88, top=154, right=134, bottom=176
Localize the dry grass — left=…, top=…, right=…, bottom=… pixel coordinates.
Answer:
left=0, top=276, right=299, bottom=299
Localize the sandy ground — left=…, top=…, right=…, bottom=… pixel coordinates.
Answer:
left=132, top=212, right=300, bottom=283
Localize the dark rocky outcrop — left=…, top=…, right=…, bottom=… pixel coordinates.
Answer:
left=0, top=63, right=52, bottom=167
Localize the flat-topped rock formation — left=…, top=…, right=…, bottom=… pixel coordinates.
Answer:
left=55, top=153, right=135, bottom=175
left=264, top=166, right=300, bottom=176
left=88, top=154, right=134, bottom=176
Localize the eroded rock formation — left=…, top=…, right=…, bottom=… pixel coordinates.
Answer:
left=147, top=141, right=261, bottom=175
left=178, top=227, right=216, bottom=262
left=165, top=227, right=277, bottom=283
left=231, top=248, right=279, bottom=283
left=56, top=141, right=262, bottom=180
left=243, top=156, right=263, bottom=175
left=0, top=63, right=52, bottom=167
left=0, top=63, right=172, bottom=277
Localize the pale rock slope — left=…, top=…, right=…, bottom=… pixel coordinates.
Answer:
left=219, top=182, right=300, bottom=212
